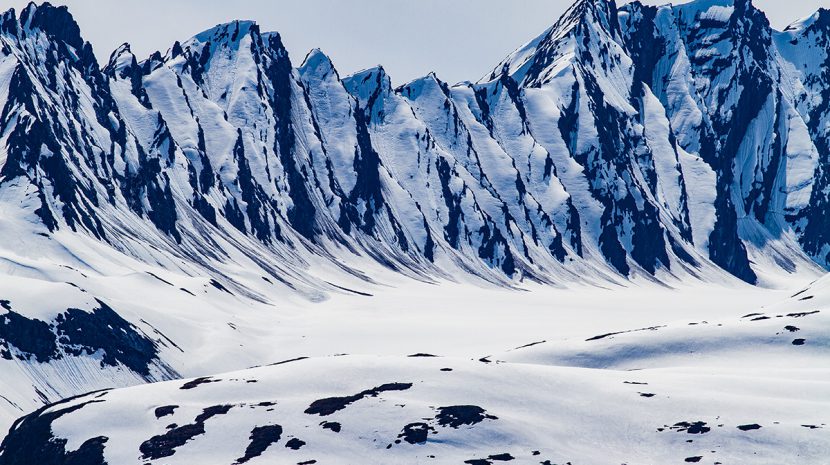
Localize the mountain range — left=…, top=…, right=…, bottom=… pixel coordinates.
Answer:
left=3, top=0, right=830, bottom=288
left=0, top=0, right=829, bottom=463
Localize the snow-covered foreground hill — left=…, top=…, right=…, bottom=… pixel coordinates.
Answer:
left=1, top=278, right=827, bottom=465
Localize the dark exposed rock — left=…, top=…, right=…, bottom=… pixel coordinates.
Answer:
left=0, top=310, right=58, bottom=363
left=285, top=438, right=305, bottom=450
left=55, top=300, right=160, bottom=376
left=435, top=405, right=498, bottom=429
left=398, top=423, right=435, bottom=445
left=304, top=383, right=412, bottom=416
left=181, top=377, right=219, bottom=390
left=320, top=421, right=341, bottom=433
left=236, top=425, right=283, bottom=464
left=787, top=311, right=820, bottom=318
left=0, top=300, right=163, bottom=377
left=586, top=325, right=664, bottom=341
left=669, top=421, right=710, bottom=435
left=464, top=453, right=515, bottom=465
left=154, top=405, right=178, bottom=419
left=140, top=405, right=232, bottom=460
left=0, top=392, right=108, bottom=465
left=737, top=424, right=762, bottom=431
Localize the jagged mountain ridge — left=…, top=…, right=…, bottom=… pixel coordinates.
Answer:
left=2, top=0, right=830, bottom=288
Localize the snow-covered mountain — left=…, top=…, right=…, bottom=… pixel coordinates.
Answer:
left=0, top=0, right=829, bottom=462
left=4, top=0, right=830, bottom=288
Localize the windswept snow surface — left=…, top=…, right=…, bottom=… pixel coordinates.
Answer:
left=1, top=278, right=827, bottom=465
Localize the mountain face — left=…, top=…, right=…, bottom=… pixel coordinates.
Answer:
left=1, top=0, right=830, bottom=291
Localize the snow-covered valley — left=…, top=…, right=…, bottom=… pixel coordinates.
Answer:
left=1, top=268, right=827, bottom=464
left=0, top=217, right=827, bottom=464
left=0, top=220, right=804, bottom=435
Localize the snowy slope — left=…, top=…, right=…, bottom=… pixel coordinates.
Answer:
left=1, top=283, right=826, bottom=465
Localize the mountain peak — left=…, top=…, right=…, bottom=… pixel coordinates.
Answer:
left=569, top=0, right=621, bottom=37
left=342, top=65, right=392, bottom=121
left=481, top=0, right=623, bottom=87
left=303, top=47, right=328, bottom=62
left=673, top=0, right=761, bottom=21
left=190, top=19, right=258, bottom=46
left=176, top=19, right=261, bottom=61
left=398, top=71, right=446, bottom=93
left=0, top=8, right=15, bottom=35
left=298, top=48, right=337, bottom=78
left=18, top=1, right=84, bottom=51
left=261, top=31, right=289, bottom=59
left=813, top=8, right=830, bottom=30
left=784, top=8, right=830, bottom=34
left=343, top=66, right=391, bottom=98
left=396, top=72, right=454, bottom=104
left=168, top=19, right=282, bottom=87
left=104, top=42, right=136, bottom=76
